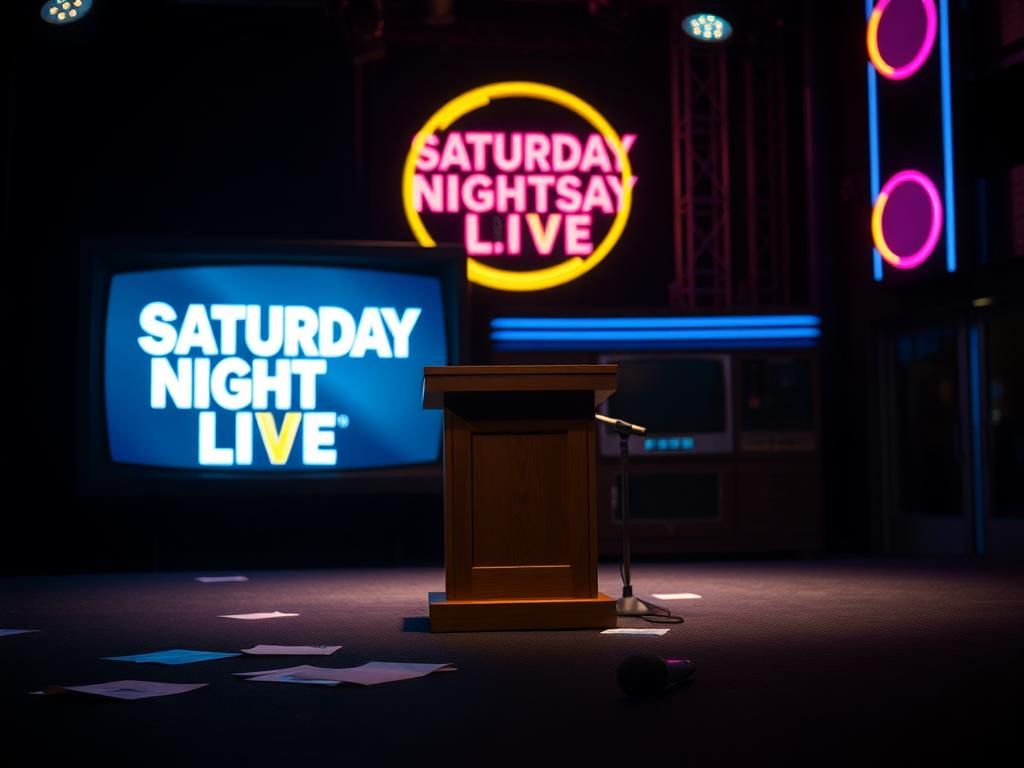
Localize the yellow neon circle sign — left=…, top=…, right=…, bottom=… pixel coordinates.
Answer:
left=401, top=81, right=634, bottom=292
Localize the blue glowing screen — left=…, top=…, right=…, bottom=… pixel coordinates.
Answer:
left=104, top=264, right=447, bottom=470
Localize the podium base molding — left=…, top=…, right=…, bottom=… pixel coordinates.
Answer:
left=428, top=592, right=617, bottom=632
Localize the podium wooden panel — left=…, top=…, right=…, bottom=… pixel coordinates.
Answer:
left=423, top=365, right=618, bottom=631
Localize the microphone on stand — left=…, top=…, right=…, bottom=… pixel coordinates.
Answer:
left=595, top=413, right=647, bottom=436
left=596, top=412, right=652, bottom=616
left=596, top=412, right=683, bottom=623
left=617, top=654, right=697, bottom=697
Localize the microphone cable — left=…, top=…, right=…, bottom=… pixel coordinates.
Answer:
left=619, top=561, right=685, bottom=624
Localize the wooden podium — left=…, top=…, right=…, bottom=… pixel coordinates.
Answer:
left=423, top=365, right=619, bottom=632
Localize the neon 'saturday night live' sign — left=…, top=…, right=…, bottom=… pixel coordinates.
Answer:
left=412, top=131, right=636, bottom=258
left=403, top=82, right=637, bottom=292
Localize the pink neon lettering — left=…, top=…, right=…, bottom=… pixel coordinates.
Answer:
left=526, top=213, right=562, bottom=256
left=523, top=133, right=552, bottom=172
left=413, top=130, right=638, bottom=261
left=495, top=174, right=528, bottom=213
left=494, top=133, right=523, bottom=172
left=463, top=132, right=494, bottom=172
left=609, top=134, right=637, bottom=172
left=526, top=175, right=557, bottom=213
left=580, top=176, right=615, bottom=214
left=415, top=134, right=440, bottom=172
left=555, top=175, right=583, bottom=213
left=412, top=173, right=444, bottom=213
left=606, top=174, right=638, bottom=210
left=565, top=214, right=593, bottom=256
left=579, top=134, right=613, bottom=173
left=439, top=133, right=472, bottom=172
left=506, top=213, right=522, bottom=256
left=445, top=175, right=460, bottom=213
left=464, top=214, right=495, bottom=255
left=551, top=133, right=583, bottom=173
left=463, top=174, right=494, bottom=213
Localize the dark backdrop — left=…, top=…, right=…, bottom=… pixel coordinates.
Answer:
left=3, top=0, right=899, bottom=573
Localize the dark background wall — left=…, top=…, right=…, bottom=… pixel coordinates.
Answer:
left=4, top=0, right=1020, bottom=573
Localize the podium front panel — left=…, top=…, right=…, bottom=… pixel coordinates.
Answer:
left=445, top=411, right=598, bottom=601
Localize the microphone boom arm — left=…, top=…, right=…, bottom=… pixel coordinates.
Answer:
left=595, top=412, right=647, bottom=437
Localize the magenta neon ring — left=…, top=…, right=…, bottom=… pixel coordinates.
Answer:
left=867, top=0, right=938, bottom=81
left=871, top=169, right=943, bottom=270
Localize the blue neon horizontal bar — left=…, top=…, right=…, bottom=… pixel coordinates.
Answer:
left=491, top=328, right=820, bottom=342
left=491, top=315, right=820, bottom=330
left=493, top=338, right=818, bottom=351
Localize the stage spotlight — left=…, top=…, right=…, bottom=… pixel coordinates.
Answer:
left=41, top=0, right=92, bottom=25
left=423, top=0, right=455, bottom=28
left=683, top=12, right=732, bottom=42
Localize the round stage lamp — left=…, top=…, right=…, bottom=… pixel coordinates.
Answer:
left=683, top=13, right=732, bottom=42
left=41, top=0, right=92, bottom=25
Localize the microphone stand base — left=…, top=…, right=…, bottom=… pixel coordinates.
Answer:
left=616, top=595, right=651, bottom=617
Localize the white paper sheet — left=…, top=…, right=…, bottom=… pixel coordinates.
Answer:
left=235, top=664, right=320, bottom=678
left=290, top=662, right=457, bottom=686
left=218, top=611, right=299, bottom=620
left=196, top=576, right=249, bottom=583
left=600, top=628, right=671, bottom=636
left=241, top=645, right=342, bottom=656
left=238, top=665, right=337, bottom=685
left=58, top=680, right=207, bottom=700
left=239, top=662, right=456, bottom=686
left=650, top=593, right=702, bottom=600
left=0, top=629, right=39, bottom=637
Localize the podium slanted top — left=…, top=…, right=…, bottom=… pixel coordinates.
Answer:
left=422, top=365, right=617, bottom=410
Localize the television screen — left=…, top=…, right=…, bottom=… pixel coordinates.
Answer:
left=598, top=353, right=733, bottom=456
left=80, top=240, right=463, bottom=490
left=740, top=357, right=813, bottom=432
left=611, top=356, right=726, bottom=433
left=737, top=356, right=816, bottom=452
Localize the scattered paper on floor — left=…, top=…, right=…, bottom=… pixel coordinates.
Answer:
left=241, top=645, right=342, bottom=656
left=239, top=661, right=456, bottom=686
left=601, top=628, right=671, bottom=636
left=218, top=611, right=299, bottom=620
left=651, top=593, right=702, bottom=600
left=103, top=649, right=241, bottom=665
left=34, top=680, right=208, bottom=700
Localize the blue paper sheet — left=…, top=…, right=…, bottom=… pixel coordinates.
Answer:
left=103, top=649, right=241, bottom=665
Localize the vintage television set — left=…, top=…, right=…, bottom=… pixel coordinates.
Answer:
left=595, top=353, right=733, bottom=538
left=595, top=349, right=821, bottom=555
left=77, top=239, right=465, bottom=495
left=736, top=354, right=816, bottom=452
left=597, top=353, right=733, bottom=458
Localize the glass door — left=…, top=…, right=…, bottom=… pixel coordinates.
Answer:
left=880, top=325, right=973, bottom=554
left=980, top=312, right=1024, bottom=556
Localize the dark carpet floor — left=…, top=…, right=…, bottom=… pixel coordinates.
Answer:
left=3, top=559, right=1023, bottom=766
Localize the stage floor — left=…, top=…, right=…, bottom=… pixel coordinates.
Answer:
left=4, top=559, right=1022, bottom=766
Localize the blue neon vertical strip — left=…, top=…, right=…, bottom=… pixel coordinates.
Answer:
left=939, top=0, right=957, bottom=272
left=866, top=1, right=883, bottom=282
left=968, top=324, right=985, bottom=555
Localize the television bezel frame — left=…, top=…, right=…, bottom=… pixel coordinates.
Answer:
left=77, top=237, right=467, bottom=495
left=596, top=351, right=734, bottom=457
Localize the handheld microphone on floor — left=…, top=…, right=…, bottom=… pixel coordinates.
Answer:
left=617, top=654, right=696, bottom=697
